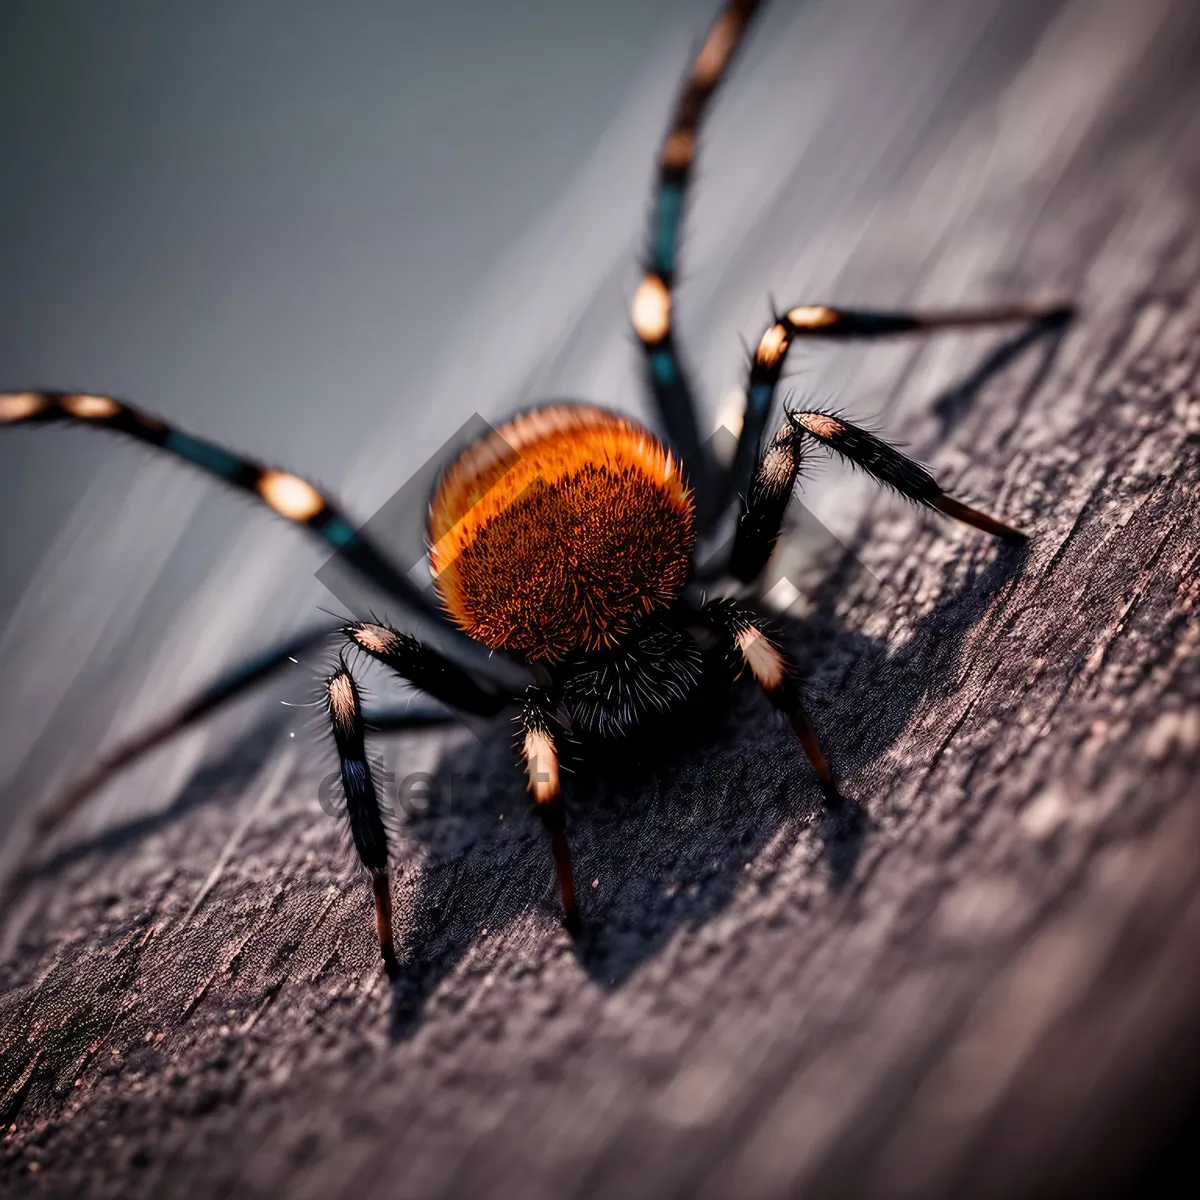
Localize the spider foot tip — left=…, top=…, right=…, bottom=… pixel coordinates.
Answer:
left=1037, top=302, right=1076, bottom=327
left=819, top=779, right=846, bottom=807
left=381, top=944, right=401, bottom=980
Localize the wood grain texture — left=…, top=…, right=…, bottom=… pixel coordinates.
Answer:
left=3, top=1, right=1200, bottom=1197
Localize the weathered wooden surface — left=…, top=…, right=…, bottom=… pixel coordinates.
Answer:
left=3, top=1, right=1200, bottom=1197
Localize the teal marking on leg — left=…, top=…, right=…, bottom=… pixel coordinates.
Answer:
left=747, top=382, right=773, bottom=417
left=655, top=184, right=684, bottom=274
left=652, top=349, right=676, bottom=384
left=321, top=515, right=358, bottom=549
left=164, top=431, right=245, bottom=478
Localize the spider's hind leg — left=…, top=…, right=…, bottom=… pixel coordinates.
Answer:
left=325, top=658, right=399, bottom=976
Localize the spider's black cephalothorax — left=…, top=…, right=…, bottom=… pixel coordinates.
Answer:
left=556, top=608, right=713, bottom=747
left=3, top=0, right=1071, bottom=972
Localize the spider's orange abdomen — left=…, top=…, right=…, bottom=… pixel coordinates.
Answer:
left=429, top=405, right=694, bottom=663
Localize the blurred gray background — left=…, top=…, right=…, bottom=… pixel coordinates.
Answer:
left=0, top=0, right=728, bottom=620
left=0, top=0, right=1188, bottom=850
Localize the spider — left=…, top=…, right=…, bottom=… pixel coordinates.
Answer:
left=1, top=0, right=1070, bottom=975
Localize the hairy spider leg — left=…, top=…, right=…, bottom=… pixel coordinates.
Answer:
left=728, top=406, right=1026, bottom=583
left=722, top=302, right=1074, bottom=579
left=321, top=621, right=544, bottom=974
left=343, top=620, right=514, bottom=717
left=703, top=599, right=838, bottom=802
left=724, top=300, right=1075, bottom=516
left=359, top=706, right=459, bottom=733
left=632, top=0, right=762, bottom=533
left=23, top=612, right=516, bottom=850
left=0, top=390, right=529, bottom=694
left=726, top=420, right=810, bottom=584
left=520, top=691, right=580, bottom=933
left=29, top=623, right=332, bottom=841
left=325, top=659, right=399, bottom=976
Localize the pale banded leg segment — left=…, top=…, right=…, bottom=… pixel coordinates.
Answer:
left=0, top=389, right=527, bottom=692
left=724, top=299, right=1069, bottom=568
left=520, top=690, right=579, bottom=933
left=703, top=600, right=837, bottom=802
left=342, top=620, right=512, bottom=718
left=325, top=660, right=397, bottom=975
left=726, top=420, right=810, bottom=583
left=632, top=0, right=762, bottom=530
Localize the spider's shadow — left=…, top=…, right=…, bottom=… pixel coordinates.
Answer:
left=384, top=536, right=1026, bottom=1040
left=16, top=537, right=1024, bottom=1044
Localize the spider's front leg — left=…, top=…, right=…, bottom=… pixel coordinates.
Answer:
left=723, top=298, right=1064, bottom=582
left=519, top=689, right=580, bottom=934
left=731, top=301, right=1073, bottom=491
left=702, top=599, right=838, bottom=804
left=325, top=658, right=400, bottom=976
left=726, top=404, right=1026, bottom=585
left=722, top=300, right=1072, bottom=553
